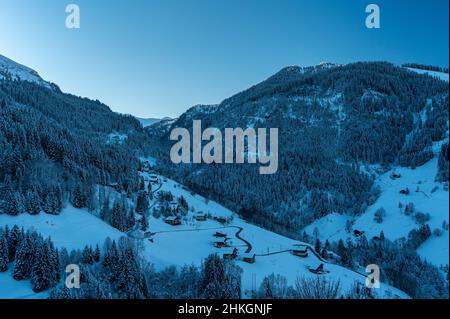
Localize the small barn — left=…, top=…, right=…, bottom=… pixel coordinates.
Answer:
left=194, top=213, right=208, bottom=221
left=292, top=246, right=308, bottom=258
left=242, top=253, right=256, bottom=264
left=164, top=216, right=181, bottom=226
left=390, top=172, right=401, bottom=180
left=309, top=263, right=326, bottom=275
left=223, top=248, right=238, bottom=260
left=353, top=229, right=365, bottom=237
left=213, top=232, right=227, bottom=238
left=399, top=188, right=410, bottom=195
left=214, top=216, right=227, bottom=224
left=214, top=238, right=229, bottom=248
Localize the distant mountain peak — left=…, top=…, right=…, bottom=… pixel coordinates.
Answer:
left=0, top=54, right=53, bottom=89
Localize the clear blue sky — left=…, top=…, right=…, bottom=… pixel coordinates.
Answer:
left=0, top=0, right=448, bottom=118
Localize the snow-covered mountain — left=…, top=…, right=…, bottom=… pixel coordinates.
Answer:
left=147, top=62, right=449, bottom=235
left=0, top=54, right=53, bottom=89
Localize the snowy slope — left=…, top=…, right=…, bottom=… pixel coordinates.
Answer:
left=139, top=173, right=408, bottom=298
left=0, top=206, right=125, bottom=298
left=0, top=268, right=48, bottom=299
left=406, top=67, right=449, bottom=82
left=0, top=206, right=123, bottom=251
left=304, top=148, right=449, bottom=267
left=0, top=54, right=52, bottom=89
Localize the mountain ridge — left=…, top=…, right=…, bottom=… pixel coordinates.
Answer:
left=0, top=54, right=55, bottom=90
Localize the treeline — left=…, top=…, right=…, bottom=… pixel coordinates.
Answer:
left=437, top=143, right=449, bottom=182
left=50, top=239, right=243, bottom=299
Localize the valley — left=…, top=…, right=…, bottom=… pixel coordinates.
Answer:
left=0, top=55, right=448, bottom=299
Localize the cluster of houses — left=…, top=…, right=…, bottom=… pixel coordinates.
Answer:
left=212, top=232, right=256, bottom=263
left=163, top=211, right=210, bottom=226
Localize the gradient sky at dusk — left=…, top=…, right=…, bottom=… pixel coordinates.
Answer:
left=0, top=0, right=448, bottom=118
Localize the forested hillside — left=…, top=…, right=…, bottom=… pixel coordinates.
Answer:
left=148, top=62, right=449, bottom=235
left=0, top=74, right=151, bottom=217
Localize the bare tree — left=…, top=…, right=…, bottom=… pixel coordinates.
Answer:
left=293, top=276, right=341, bottom=299
left=257, top=273, right=291, bottom=299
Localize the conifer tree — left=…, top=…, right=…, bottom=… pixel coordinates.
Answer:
left=7, top=225, right=23, bottom=261
left=13, top=232, right=35, bottom=280
left=24, top=189, right=41, bottom=215
left=141, top=214, right=149, bottom=231
left=0, top=230, right=9, bottom=272
left=31, top=240, right=53, bottom=292
left=136, top=191, right=149, bottom=214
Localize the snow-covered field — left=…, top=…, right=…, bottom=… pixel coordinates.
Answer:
left=0, top=268, right=48, bottom=299
left=406, top=67, right=449, bottom=82
left=0, top=206, right=123, bottom=251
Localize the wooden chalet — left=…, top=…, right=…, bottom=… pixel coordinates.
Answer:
left=194, top=213, right=208, bottom=221
left=214, top=238, right=229, bottom=248
left=309, top=263, right=325, bottom=275
left=242, top=253, right=256, bottom=264
left=214, top=216, right=227, bottom=224
left=223, top=248, right=238, bottom=260
left=213, top=231, right=228, bottom=238
left=164, top=216, right=181, bottom=226
left=291, top=246, right=308, bottom=258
